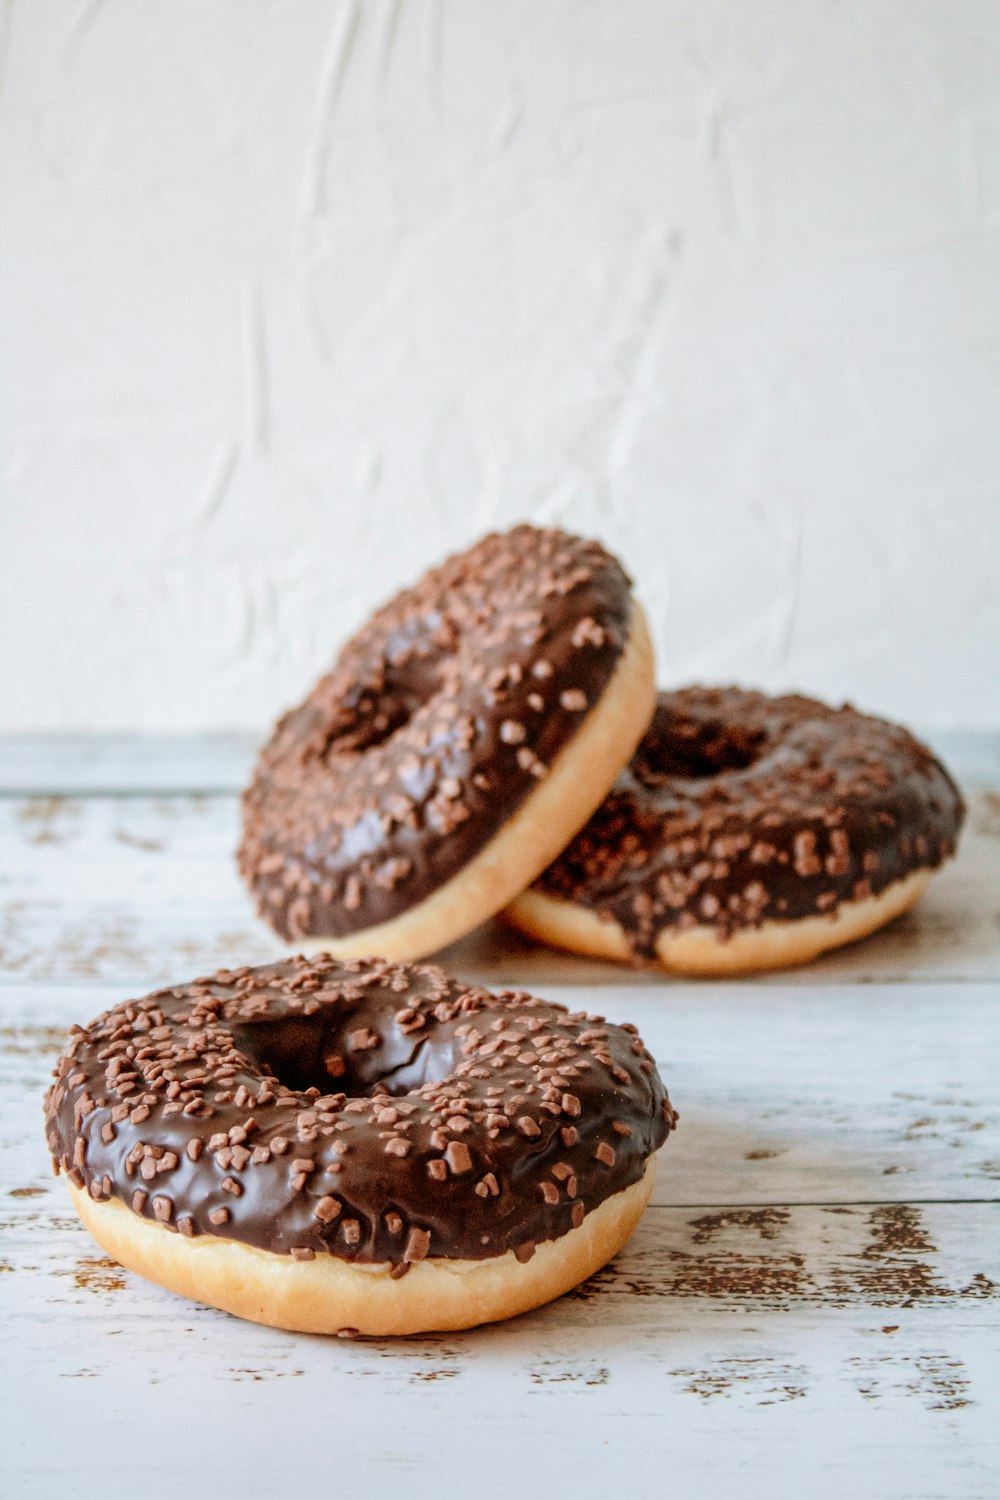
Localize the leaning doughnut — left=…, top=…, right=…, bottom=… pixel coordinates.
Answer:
left=238, top=525, right=655, bottom=961
left=505, top=687, right=964, bottom=976
left=45, top=956, right=676, bottom=1335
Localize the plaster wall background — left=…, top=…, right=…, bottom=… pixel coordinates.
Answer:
left=2, top=0, right=998, bottom=731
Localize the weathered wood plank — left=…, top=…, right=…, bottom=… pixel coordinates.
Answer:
left=1, top=730, right=993, bottom=794
left=0, top=793, right=282, bottom=986
left=1, top=786, right=998, bottom=987
left=5, top=980, right=999, bottom=1491
left=1, top=1190, right=996, bottom=1500
left=1, top=733, right=997, bottom=1500
left=0, top=733, right=259, bottom=796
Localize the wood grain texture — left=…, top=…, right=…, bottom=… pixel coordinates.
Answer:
left=2, top=1193, right=998, bottom=1500
left=0, top=779, right=997, bottom=988
left=1, top=734, right=998, bottom=1499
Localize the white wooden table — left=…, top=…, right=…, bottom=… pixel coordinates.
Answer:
left=1, top=733, right=998, bottom=1499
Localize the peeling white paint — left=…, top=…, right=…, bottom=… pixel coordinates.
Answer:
left=1, top=0, right=997, bottom=732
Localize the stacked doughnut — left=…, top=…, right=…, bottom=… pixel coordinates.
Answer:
left=238, top=525, right=655, bottom=959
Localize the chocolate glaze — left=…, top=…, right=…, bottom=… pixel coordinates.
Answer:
left=533, top=687, right=965, bottom=958
left=238, top=525, right=634, bottom=941
left=44, top=957, right=675, bottom=1266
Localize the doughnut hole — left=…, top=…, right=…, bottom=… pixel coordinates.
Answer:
left=311, top=626, right=458, bottom=759
left=636, top=710, right=768, bottom=783
left=230, top=1004, right=459, bottom=1100
left=313, top=682, right=427, bottom=758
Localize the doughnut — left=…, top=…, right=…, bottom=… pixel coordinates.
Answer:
left=238, top=525, right=654, bottom=960
left=44, top=955, right=677, bottom=1335
left=505, top=687, right=965, bottom=975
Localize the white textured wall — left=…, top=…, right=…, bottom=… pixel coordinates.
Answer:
left=2, top=0, right=998, bottom=733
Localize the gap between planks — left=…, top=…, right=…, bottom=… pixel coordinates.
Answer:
left=0, top=729, right=995, bottom=795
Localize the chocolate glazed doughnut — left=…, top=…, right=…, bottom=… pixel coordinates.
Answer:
left=238, top=525, right=655, bottom=960
left=45, top=956, right=676, bottom=1335
left=505, top=688, right=965, bottom=976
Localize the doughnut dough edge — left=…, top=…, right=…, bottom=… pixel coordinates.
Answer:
left=505, top=869, right=933, bottom=976
left=297, top=603, right=656, bottom=961
left=67, top=1159, right=655, bottom=1335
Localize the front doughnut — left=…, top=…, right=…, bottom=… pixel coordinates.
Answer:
left=44, top=956, right=677, bottom=1335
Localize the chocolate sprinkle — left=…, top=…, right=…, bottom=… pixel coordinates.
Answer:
left=532, top=687, right=965, bottom=957
left=238, top=526, right=634, bottom=940
left=43, top=956, right=675, bottom=1267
